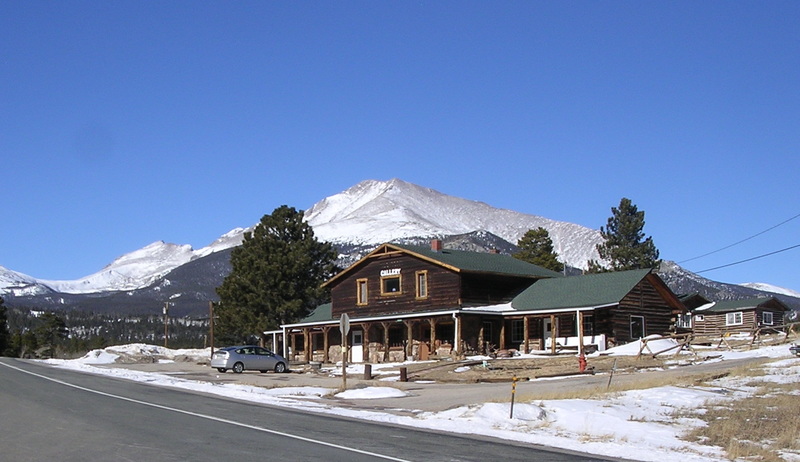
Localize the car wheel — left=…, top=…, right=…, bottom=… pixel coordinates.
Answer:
left=216, top=368, right=227, bottom=373
left=232, top=362, right=244, bottom=374
left=274, top=362, right=287, bottom=373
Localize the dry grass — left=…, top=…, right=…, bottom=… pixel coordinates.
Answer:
left=683, top=381, right=800, bottom=461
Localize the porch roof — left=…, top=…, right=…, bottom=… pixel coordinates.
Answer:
left=510, top=268, right=652, bottom=311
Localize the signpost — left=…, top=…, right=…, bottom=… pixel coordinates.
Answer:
left=340, top=313, right=350, bottom=390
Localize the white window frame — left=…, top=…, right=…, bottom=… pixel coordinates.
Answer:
left=726, top=311, right=743, bottom=326
left=762, top=311, right=773, bottom=325
left=676, top=313, right=692, bottom=329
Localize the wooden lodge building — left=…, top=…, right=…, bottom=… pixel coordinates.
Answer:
left=690, top=296, right=790, bottom=337
left=280, top=240, right=687, bottom=364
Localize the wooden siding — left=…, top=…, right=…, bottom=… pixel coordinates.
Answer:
left=330, top=252, right=461, bottom=318
left=609, top=278, right=679, bottom=344
left=693, top=308, right=783, bottom=336
left=330, top=251, right=540, bottom=319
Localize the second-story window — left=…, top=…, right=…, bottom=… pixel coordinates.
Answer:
left=381, top=275, right=401, bottom=295
left=416, top=271, right=428, bottom=299
left=357, top=278, right=368, bottom=305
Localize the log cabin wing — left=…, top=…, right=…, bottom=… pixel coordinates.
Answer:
left=507, top=269, right=686, bottom=349
left=692, top=297, right=790, bottom=337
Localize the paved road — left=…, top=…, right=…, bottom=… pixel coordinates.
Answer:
left=0, top=359, right=618, bottom=462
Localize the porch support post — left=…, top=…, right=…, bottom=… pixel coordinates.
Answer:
left=290, top=330, right=297, bottom=361
left=453, top=314, right=461, bottom=357
left=303, top=328, right=311, bottom=363
left=361, top=322, right=371, bottom=363
left=499, top=320, right=506, bottom=350
left=404, top=320, right=414, bottom=360
left=577, top=310, right=584, bottom=357
left=322, top=326, right=332, bottom=363
left=478, top=323, right=485, bottom=354
left=380, top=321, right=391, bottom=363
left=429, top=319, right=437, bottom=355
left=550, top=314, right=557, bottom=354
left=523, top=316, right=530, bottom=354
left=282, top=326, right=288, bottom=359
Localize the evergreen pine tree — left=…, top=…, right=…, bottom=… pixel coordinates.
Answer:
left=34, top=311, right=68, bottom=358
left=215, top=205, right=339, bottom=343
left=588, top=197, right=661, bottom=272
left=513, top=227, right=564, bottom=273
left=0, top=297, right=10, bottom=356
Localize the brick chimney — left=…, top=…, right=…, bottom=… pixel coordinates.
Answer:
left=488, top=248, right=499, bottom=254
left=431, top=239, right=443, bottom=252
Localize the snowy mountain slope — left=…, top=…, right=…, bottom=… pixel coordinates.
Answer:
left=739, top=282, right=800, bottom=299
left=0, top=265, right=52, bottom=297
left=38, top=241, right=197, bottom=294
left=305, top=178, right=603, bottom=269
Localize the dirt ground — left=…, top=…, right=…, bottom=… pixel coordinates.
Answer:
left=394, top=354, right=676, bottom=383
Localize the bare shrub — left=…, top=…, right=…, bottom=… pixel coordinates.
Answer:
left=684, top=383, right=800, bottom=461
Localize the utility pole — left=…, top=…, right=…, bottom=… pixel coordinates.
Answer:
left=209, top=301, right=215, bottom=358
left=163, top=302, right=169, bottom=348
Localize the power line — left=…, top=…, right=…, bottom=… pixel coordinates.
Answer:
left=695, top=243, right=800, bottom=274
left=678, top=212, right=800, bottom=264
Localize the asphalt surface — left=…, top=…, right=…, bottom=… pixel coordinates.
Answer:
left=0, top=358, right=617, bottom=462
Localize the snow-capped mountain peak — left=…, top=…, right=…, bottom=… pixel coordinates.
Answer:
left=305, top=178, right=603, bottom=268
left=3, top=178, right=603, bottom=296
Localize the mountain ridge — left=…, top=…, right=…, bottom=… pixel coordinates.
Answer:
left=2, top=178, right=798, bottom=315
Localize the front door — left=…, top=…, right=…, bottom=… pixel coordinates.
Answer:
left=351, top=329, right=364, bottom=363
left=543, top=317, right=559, bottom=350
left=543, top=318, right=557, bottom=340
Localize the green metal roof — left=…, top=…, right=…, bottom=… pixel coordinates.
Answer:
left=300, top=303, right=332, bottom=323
left=511, top=269, right=653, bottom=311
left=391, top=243, right=564, bottom=279
left=701, top=297, right=787, bottom=313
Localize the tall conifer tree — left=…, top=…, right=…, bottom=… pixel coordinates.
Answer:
left=513, top=227, right=564, bottom=273
left=588, top=197, right=660, bottom=272
left=215, top=205, right=339, bottom=343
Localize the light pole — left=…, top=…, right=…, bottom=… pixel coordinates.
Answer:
left=209, top=301, right=215, bottom=358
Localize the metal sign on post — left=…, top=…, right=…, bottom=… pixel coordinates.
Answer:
left=340, top=313, right=350, bottom=390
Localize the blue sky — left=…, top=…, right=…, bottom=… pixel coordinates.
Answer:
left=2, top=2, right=799, bottom=292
